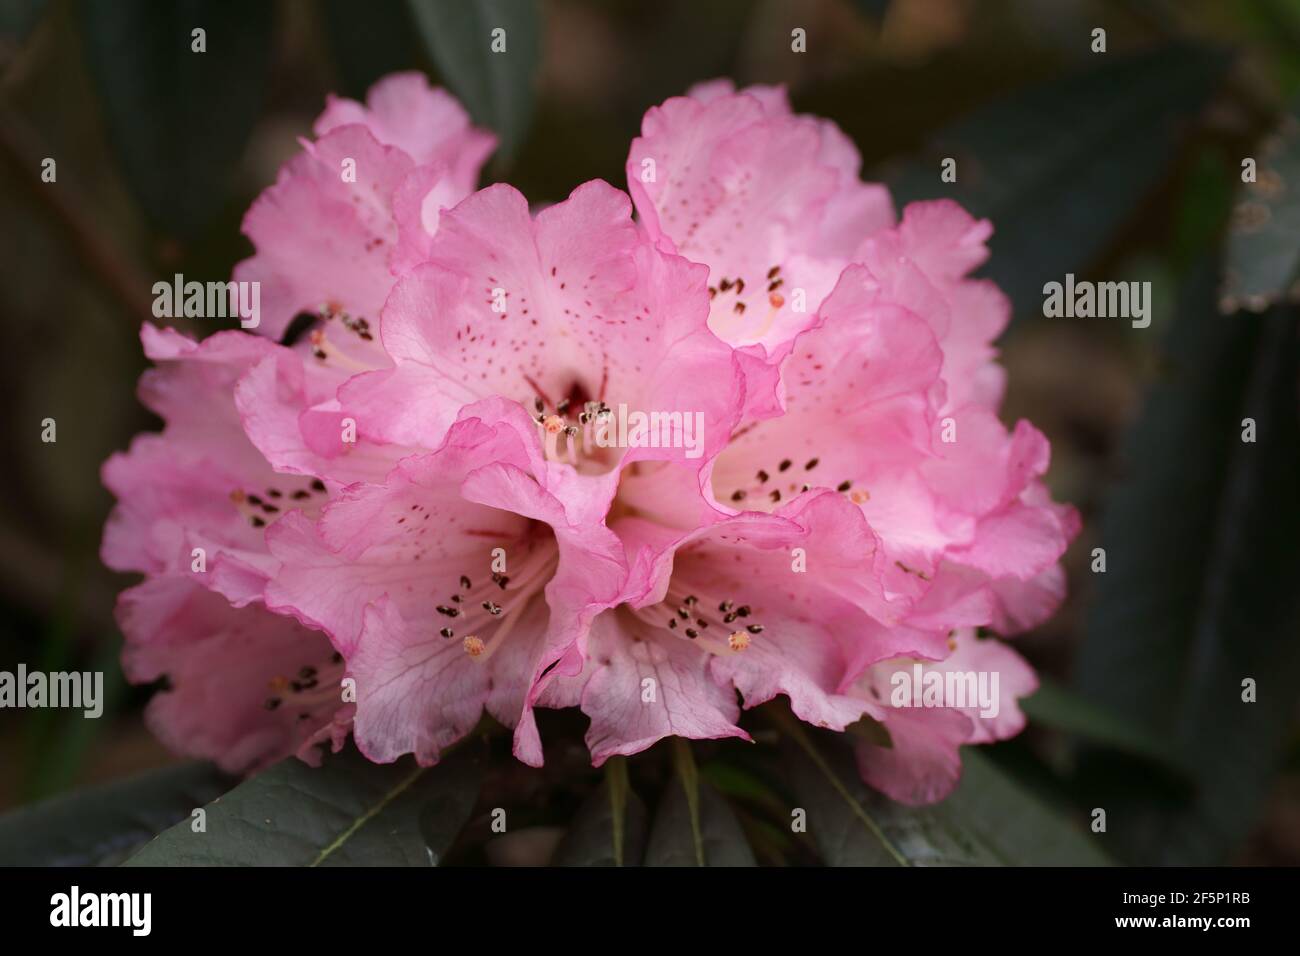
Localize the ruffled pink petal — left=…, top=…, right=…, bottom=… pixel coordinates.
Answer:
left=856, top=200, right=1008, bottom=411
left=627, top=83, right=892, bottom=362
left=235, top=125, right=414, bottom=341
left=541, top=609, right=750, bottom=765
left=102, top=326, right=328, bottom=593
left=346, top=596, right=542, bottom=765
left=315, top=71, right=495, bottom=192
left=118, top=576, right=348, bottom=774
left=349, top=183, right=746, bottom=476
left=234, top=348, right=406, bottom=485
left=265, top=405, right=549, bottom=652
left=266, top=399, right=630, bottom=765
left=853, top=706, right=972, bottom=805
left=850, top=633, right=1038, bottom=804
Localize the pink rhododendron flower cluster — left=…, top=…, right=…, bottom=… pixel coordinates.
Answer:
left=103, top=74, right=1077, bottom=804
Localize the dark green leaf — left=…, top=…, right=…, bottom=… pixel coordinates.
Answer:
left=1021, top=677, right=1186, bottom=773
left=1076, top=265, right=1300, bottom=864
left=124, top=743, right=484, bottom=866
left=779, top=716, right=1110, bottom=866
left=1221, top=100, right=1300, bottom=311
left=406, top=0, right=540, bottom=159
left=888, top=46, right=1228, bottom=323
left=644, top=739, right=755, bottom=866
left=77, top=0, right=273, bottom=239
left=553, top=757, right=647, bottom=866
left=0, top=761, right=232, bottom=866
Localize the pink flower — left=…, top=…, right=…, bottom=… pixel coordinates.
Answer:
left=626, top=80, right=895, bottom=420
left=267, top=179, right=745, bottom=765
left=102, top=325, right=352, bottom=772
left=234, top=72, right=495, bottom=341
left=100, top=73, right=495, bottom=771
left=499, top=83, right=1073, bottom=800
left=103, top=76, right=1078, bottom=805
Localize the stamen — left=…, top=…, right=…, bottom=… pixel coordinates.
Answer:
left=633, top=580, right=768, bottom=657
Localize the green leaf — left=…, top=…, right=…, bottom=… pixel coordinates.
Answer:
left=1021, top=677, right=1186, bottom=773
left=0, top=761, right=232, bottom=866
left=942, top=750, right=1114, bottom=865
left=406, top=0, right=540, bottom=160
left=25, top=635, right=128, bottom=801
left=644, top=739, right=756, bottom=866
left=1221, top=100, right=1300, bottom=311
left=1076, top=265, right=1300, bottom=864
left=778, top=714, right=1110, bottom=866
left=77, top=0, right=273, bottom=240
left=888, top=46, right=1228, bottom=323
left=553, top=757, right=647, bottom=866
left=124, top=743, right=484, bottom=866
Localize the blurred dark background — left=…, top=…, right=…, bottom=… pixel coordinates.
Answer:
left=2, top=0, right=1298, bottom=865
